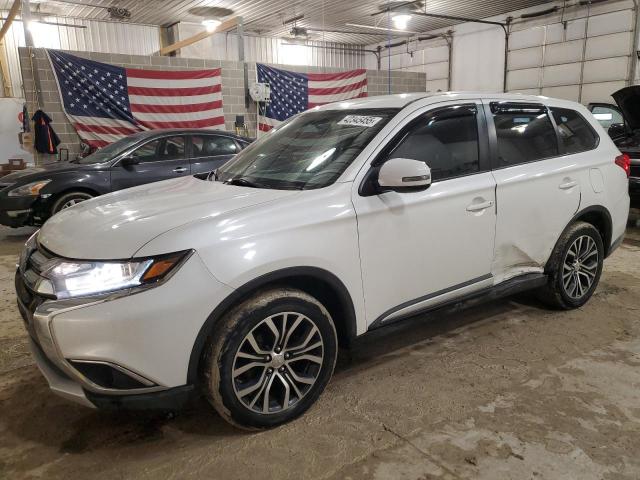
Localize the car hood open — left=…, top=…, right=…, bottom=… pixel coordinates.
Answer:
left=612, top=85, right=640, bottom=131
left=38, top=176, right=299, bottom=259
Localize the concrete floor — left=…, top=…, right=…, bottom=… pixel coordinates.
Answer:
left=1, top=212, right=639, bottom=480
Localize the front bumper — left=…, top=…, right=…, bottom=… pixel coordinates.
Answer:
left=17, top=249, right=233, bottom=409
left=0, top=195, right=37, bottom=227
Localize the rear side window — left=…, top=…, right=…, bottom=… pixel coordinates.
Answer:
left=591, top=105, right=624, bottom=129
left=550, top=107, right=598, bottom=154
left=192, top=135, right=238, bottom=157
left=386, top=104, right=480, bottom=182
left=491, top=103, right=558, bottom=167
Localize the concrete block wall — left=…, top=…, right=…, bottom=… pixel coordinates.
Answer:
left=19, top=47, right=425, bottom=163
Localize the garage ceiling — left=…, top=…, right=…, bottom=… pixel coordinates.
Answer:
left=1, top=0, right=554, bottom=44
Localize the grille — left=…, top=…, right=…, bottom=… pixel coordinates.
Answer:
left=16, top=244, right=56, bottom=323
left=630, top=164, right=640, bottom=178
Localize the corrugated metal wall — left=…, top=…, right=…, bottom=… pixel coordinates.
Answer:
left=367, top=37, right=451, bottom=92
left=2, top=17, right=160, bottom=98
left=177, top=23, right=366, bottom=69
left=506, top=0, right=636, bottom=103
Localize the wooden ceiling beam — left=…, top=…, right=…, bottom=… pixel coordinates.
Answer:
left=159, top=16, right=239, bottom=56
left=0, top=0, right=21, bottom=42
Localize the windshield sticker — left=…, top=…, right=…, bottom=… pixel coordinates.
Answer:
left=337, top=115, right=383, bottom=128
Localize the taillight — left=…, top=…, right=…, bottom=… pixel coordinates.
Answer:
left=615, top=153, right=631, bottom=177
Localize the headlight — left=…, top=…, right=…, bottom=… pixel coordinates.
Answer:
left=37, top=250, right=191, bottom=299
left=17, top=230, right=38, bottom=269
left=8, top=180, right=51, bottom=197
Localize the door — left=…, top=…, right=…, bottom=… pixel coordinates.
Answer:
left=352, top=102, right=497, bottom=327
left=486, top=101, right=582, bottom=281
left=189, top=134, right=239, bottom=175
left=110, top=135, right=190, bottom=191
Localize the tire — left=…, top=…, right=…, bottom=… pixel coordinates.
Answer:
left=202, top=288, right=338, bottom=430
left=51, top=191, right=94, bottom=215
left=538, top=221, right=604, bottom=310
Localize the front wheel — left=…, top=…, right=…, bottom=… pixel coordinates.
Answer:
left=538, top=221, right=604, bottom=309
left=202, top=288, right=338, bottom=429
left=51, top=191, right=94, bottom=215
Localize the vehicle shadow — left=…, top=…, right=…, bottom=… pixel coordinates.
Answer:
left=1, top=291, right=543, bottom=459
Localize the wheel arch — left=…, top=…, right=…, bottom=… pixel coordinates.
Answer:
left=187, top=266, right=357, bottom=385
left=48, top=186, right=101, bottom=209
left=53, top=186, right=101, bottom=198
left=572, top=205, right=613, bottom=257
left=550, top=205, right=613, bottom=265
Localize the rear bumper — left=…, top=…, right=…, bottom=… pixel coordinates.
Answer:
left=630, top=176, right=640, bottom=207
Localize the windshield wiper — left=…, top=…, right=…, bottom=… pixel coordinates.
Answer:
left=224, top=177, right=263, bottom=188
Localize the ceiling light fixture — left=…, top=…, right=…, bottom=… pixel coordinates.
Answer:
left=391, top=14, right=412, bottom=30
left=27, top=20, right=41, bottom=32
left=345, top=22, right=418, bottom=34
left=202, top=19, right=221, bottom=32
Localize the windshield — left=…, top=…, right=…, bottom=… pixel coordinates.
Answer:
left=76, top=134, right=145, bottom=164
left=217, top=108, right=398, bottom=190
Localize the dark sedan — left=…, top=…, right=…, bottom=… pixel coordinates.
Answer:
left=588, top=86, right=640, bottom=208
left=0, top=129, right=252, bottom=227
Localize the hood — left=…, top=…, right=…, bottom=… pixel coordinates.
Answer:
left=0, top=161, right=96, bottom=184
left=38, top=176, right=299, bottom=259
left=612, top=86, right=640, bottom=131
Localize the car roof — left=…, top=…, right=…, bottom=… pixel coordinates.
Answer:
left=133, top=128, right=252, bottom=143
left=314, top=92, right=582, bottom=111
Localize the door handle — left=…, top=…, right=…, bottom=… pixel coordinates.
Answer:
left=466, top=200, right=494, bottom=212
left=173, top=167, right=188, bottom=173
left=559, top=179, right=577, bottom=190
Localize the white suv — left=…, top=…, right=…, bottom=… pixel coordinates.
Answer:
left=16, top=93, right=630, bottom=429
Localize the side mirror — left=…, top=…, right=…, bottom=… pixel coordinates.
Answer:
left=120, top=155, right=139, bottom=167
left=608, top=123, right=626, bottom=139
left=377, top=158, right=432, bottom=192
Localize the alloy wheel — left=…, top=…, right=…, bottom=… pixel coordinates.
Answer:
left=232, top=312, right=324, bottom=414
left=562, top=235, right=599, bottom=299
left=61, top=198, right=82, bottom=209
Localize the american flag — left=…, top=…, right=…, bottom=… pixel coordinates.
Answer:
left=256, top=63, right=367, bottom=132
left=48, top=50, right=224, bottom=148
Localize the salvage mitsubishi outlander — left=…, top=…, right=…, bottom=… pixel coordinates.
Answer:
left=16, top=93, right=630, bottom=429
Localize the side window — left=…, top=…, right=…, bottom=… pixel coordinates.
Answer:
left=130, top=139, right=159, bottom=162
left=386, top=104, right=480, bottom=182
left=158, top=136, right=185, bottom=160
left=591, top=105, right=624, bottom=129
left=130, top=136, right=185, bottom=163
left=550, top=107, right=598, bottom=155
left=192, top=135, right=238, bottom=157
left=491, top=103, right=559, bottom=167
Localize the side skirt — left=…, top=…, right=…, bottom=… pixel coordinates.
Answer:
left=367, top=273, right=548, bottom=332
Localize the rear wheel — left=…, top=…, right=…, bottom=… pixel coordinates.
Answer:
left=202, top=288, right=338, bottom=429
left=538, top=221, right=604, bottom=309
left=51, top=191, right=94, bottom=215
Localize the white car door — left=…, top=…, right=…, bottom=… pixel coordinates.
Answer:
left=352, top=101, right=497, bottom=329
left=486, top=100, right=583, bottom=282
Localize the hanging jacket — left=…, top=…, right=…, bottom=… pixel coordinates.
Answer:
left=22, top=104, right=30, bottom=132
left=32, top=110, right=60, bottom=154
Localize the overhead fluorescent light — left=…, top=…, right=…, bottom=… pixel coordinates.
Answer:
left=392, top=14, right=412, bottom=30
left=202, top=19, right=221, bottom=32
left=345, top=23, right=419, bottom=34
